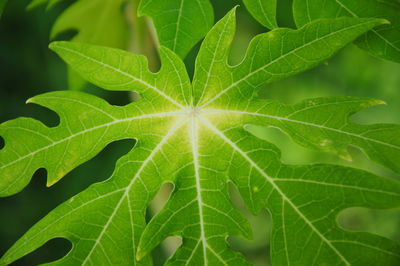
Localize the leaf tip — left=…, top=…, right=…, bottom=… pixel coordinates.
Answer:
left=231, top=5, right=240, bottom=15
left=363, top=99, right=387, bottom=108
left=374, top=99, right=387, bottom=105
left=48, top=42, right=59, bottom=51
left=339, top=152, right=353, bottom=162
left=49, top=41, right=70, bottom=52
left=380, top=19, right=391, bottom=25
left=135, top=248, right=146, bottom=261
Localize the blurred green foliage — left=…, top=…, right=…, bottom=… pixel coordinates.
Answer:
left=0, top=0, right=399, bottom=265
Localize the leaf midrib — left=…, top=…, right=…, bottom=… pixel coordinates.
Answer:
left=0, top=111, right=183, bottom=172
left=195, top=10, right=232, bottom=105
left=52, top=45, right=186, bottom=109
left=81, top=118, right=187, bottom=265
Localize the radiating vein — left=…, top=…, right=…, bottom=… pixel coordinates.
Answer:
left=334, top=0, right=400, bottom=53
left=200, top=116, right=351, bottom=266
left=199, top=20, right=380, bottom=109
left=0, top=111, right=184, bottom=172
left=82, top=117, right=186, bottom=265
left=51, top=45, right=185, bottom=109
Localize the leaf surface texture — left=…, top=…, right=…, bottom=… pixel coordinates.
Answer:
left=1, top=10, right=400, bottom=266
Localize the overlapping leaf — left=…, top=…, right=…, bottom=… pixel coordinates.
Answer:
left=30, top=0, right=130, bottom=90
left=293, top=0, right=400, bottom=63
left=1, top=9, right=400, bottom=266
left=242, top=0, right=277, bottom=29
left=28, top=0, right=214, bottom=89
left=24, top=0, right=400, bottom=66
left=138, top=0, right=214, bottom=58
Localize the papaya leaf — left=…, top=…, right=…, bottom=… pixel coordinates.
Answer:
left=138, top=0, right=214, bottom=58
left=28, top=0, right=130, bottom=91
left=293, top=0, right=400, bottom=63
left=28, top=0, right=214, bottom=89
left=243, top=0, right=277, bottom=29
left=51, top=0, right=130, bottom=90
left=1, top=10, right=399, bottom=266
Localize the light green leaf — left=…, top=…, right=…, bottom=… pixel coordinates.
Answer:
left=192, top=11, right=388, bottom=107
left=29, top=0, right=130, bottom=90
left=52, top=0, right=130, bottom=90
left=243, top=0, right=277, bottom=29
left=0, top=44, right=188, bottom=197
left=293, top=0, right=400, bottom=63
left=50, top=0, right=128, bottom=49
left=138, top=0, right=214, bottom=58
left=205, top=97, right=400, bottom=175
left=1, top=10, right=400, bottom=266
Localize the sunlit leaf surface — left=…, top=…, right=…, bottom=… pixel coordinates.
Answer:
left=1, top=10, right=399, bottom=266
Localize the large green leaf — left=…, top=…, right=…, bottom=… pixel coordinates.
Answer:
left=243, top=0, right=277, bottom=29
left=1, top=10, right=400, bottom=266
left=293, top=0, right=400, bottom=63
left=49, top=0, right=128, bottom=50
left=138, top=0, right=214, bottom=58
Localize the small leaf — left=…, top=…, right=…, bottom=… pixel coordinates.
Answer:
left=243, top=0, right=277, bottom=29
left=293, top=0, right=400, bottom=63
left=138, top=0, right=214, bottom=58
left=29, top=0, right=130, bottom=90
left=193, top=12, right=387, bottom=106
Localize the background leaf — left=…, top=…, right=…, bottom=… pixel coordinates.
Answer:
left=242, top=0, right=277, bottom=29
left=28, top=0, right=130, bottom=91
left=0, top=41, right=190, bottom=197
left=53, top=0, right=129, bottom=91
left=138, top=0, right=214, bottom=58
left=293, top=0, right=400, bottom=63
